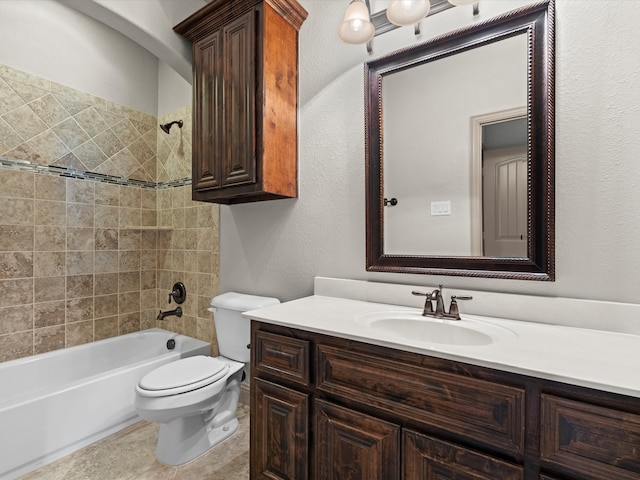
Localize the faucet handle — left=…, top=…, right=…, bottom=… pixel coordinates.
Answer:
left=448, top=295, right=473, bottom=319
left=168, top=282, right=187, bottom=304
left=411, top=291, right=434, bottom=315
left=451, top=295, right=473, bottom=301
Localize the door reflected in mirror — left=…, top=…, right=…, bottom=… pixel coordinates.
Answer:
left=480, top=118, right=528, bottom=258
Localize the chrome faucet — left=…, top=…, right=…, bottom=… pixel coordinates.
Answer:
left=411, top=285, right=472, bottom=320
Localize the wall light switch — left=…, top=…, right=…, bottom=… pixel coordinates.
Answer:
left=431, top=200, right=451, bottom=216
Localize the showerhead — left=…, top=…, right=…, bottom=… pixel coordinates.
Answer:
left=159, top=120, right=183, bottom=134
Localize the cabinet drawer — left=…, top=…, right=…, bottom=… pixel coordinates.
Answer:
left=254, top=330, right=311, bottom=386
left=404, top=429, right=524, bottom=479
left=541, top=394, right=640, bottom=480
left=317, top=344, right=525, bottom=454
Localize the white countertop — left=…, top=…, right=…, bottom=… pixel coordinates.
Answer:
left=244, top=295, right=640, bottom=398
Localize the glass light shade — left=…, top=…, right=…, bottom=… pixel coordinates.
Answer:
left=386, top=0, right=431, bottom=26
left=338, top=1, right=375, bottom=44
left=448, top=0, right=476, bottom=5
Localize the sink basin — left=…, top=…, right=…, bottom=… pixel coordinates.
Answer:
left=370, top=318, right=493, bottom=346
left=357, top=311, right=516, bottom=346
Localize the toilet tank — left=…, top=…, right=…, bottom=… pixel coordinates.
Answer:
left=209, top=292, right=280, bottom=362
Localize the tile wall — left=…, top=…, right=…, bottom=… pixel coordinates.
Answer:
left=0, top=65, right=220, bottom=362
left=0, top=64, right=157, bottom=182
left=154, top=185, right=220, bottom=352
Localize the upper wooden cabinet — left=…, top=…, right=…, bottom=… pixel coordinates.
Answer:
left=175, top=0, right=307, bottom=204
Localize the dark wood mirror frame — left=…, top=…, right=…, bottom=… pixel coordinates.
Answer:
left=365, top=0, right=555, bottom=281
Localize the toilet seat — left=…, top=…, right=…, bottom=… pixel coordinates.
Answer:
left=137, top=356, right=229, bottom=398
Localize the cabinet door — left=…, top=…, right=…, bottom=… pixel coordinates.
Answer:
left=252, top=378, right=309, bottom=480
left=403, top=429, right=524, bottom=480
left=315, top=399, right=400, bottom=480
left=192, top=29, right=222, bottom=191
left=541, top=394, right=640, bottom=480
left=222, top=11, right=256, bottom=187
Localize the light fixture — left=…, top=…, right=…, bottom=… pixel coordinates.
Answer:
left=338, top=0, right=479, bottom=51
left=386, top=0, right=430, bottom=26
left=338, top=0, right=375, bottom=45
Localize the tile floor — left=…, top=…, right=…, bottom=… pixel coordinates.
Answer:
left=19, top=405, right=250, bottom=480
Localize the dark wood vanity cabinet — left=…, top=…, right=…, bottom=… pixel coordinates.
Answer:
left=175, top=0, right=307, bottom=204
left=250, top=322, right=640, bottom=480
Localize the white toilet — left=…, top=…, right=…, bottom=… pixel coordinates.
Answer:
left=134, top=292, right=279, bottom=465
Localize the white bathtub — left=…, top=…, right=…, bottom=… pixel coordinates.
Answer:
left=0, top=328, right=210, bottom=479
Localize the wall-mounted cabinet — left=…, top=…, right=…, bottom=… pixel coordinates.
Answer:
left=175, top=0, right=307, bottom=204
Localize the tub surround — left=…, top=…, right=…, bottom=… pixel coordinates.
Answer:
left=0, top=64, right=157, bottom=182
left=246, top=277, right=640, bottom=398
left=0, top=64, right=220, bottom=361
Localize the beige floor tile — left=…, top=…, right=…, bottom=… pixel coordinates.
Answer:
left=20, top=405, right=250, bottom=480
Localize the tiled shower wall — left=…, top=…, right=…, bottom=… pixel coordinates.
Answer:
left=0, top=64, right=157, bottom=183
left=0, top=65, right=220, bottom=362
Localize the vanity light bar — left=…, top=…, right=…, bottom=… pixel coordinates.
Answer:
left=340, top=0, right=479, bottom=54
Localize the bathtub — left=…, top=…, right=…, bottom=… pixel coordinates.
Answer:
left=0, top=328, right=210, bottom=480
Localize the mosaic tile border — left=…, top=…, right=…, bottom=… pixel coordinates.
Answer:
left=0, top=156, right=191, bottom=190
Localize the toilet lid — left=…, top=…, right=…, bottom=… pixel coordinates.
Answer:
left=139, top=356, right=229, bottom=393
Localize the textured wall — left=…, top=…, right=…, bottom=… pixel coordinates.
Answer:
left=220, top=0, right=640, bottom=314
left=0, top=0, right=159, bottom=115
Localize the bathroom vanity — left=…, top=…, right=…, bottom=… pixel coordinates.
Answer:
left=246, top=294, right=640, bottom=480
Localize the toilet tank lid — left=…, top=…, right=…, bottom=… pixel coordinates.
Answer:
left=210, top=292, right=280, bottom=312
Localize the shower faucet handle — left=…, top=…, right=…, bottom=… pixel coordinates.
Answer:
left=168, top=282, right=187, bottom=304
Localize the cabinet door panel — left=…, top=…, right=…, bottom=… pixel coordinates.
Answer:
left=541, top=394, right=640, bottom=480
left=317, top=344, right=525, bottom=454
left=315, top=399, right=400, bottom=480
left=252, top=378, right=308, bottom=480
left=192, top=30, right=222, bottom=191
left=222, top=11, right=256, bottom=187
left=404, top=429, right=524, bottom=480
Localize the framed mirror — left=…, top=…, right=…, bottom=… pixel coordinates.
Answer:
left=365, top=0, right=555, bottom=280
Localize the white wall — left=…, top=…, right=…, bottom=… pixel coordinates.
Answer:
left=0, top=0, right=159, bottom=115
left=219, top=0, right=640, bottom=311
left=59, top=0, right=199, bottom=83
left=157, top=61, right=192, bottom=117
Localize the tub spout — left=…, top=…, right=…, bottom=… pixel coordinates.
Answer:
left=157, top=306, right=182, bottom=321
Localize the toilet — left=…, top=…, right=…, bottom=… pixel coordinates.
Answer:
left=134, top=292, right=279, bottom=465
